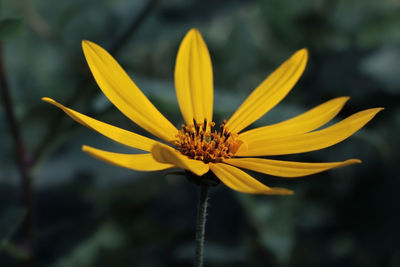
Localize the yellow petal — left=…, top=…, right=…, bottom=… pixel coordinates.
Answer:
left=239, top=97, right=349, bottom=142
left=82, top=145, right=174, bottom=171
left=226, top=49, right=308, bottom=133
left=151, top=143, right=209, bottom=176
left=209, top=163, right=293, bottom=195
left=42, top=97, right=158, bottom=152
left=82, top=40, right=177, bottom=142
left=174, top=28, right=213, bottom=125
left=224, top=158, right=361, bottom=178
left=236, top=108, right=383, bottom=156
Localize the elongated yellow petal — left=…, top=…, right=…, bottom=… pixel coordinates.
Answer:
left=236, top=108, right=383, bottom=156
left=151, top=143, right=209, bottom=176
left=224, top=158, right=361, bottom=178
left=82, top=145, right=174, bottom=171
left=239, top=97, right=349, bottom=142
left=226, top=49, right=308, bottom=133
left=209, top=163, right=293, bottom=195
left=42, top=97, right=158, bottom=152
left=174, top=28, right=213, bottom=125
left=82, top=40, right=178, bottom=142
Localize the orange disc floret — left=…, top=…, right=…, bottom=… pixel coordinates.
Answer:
left=174, top=119, right=243, bottom=163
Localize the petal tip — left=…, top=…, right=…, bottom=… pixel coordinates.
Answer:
left=81, top=40, right=99, bottom=53
left=184, top=28, right=204, bottom=42
left=340, top=96, right=351, bottom=102
left=343, top=159, right=362, bottom=166
left=42, top=97, right=59, bottom=107
left=298, top=48, right=309, bottom=58
left=82, top=145, right=90, bottom=152
left=327, top=96, right=350, bottom=108
left=368, top=107, right=384, bottom=118
left=268, top=188, right=294, bottom=195
left=187, top=28, right=200, bottom=36
left=81, top=40, right=91, bottom=48
left=41, top=97, right=52, bottom=103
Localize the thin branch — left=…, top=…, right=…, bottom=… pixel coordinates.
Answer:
left=31, top=75, right=91, bottom=165
left=32, top=0, right=159, bottom=166
left=110, top=0, right=159, bottom=54
left=0, top=42, right=35, bottom=267
left=16, top=0, right=55, bottom=41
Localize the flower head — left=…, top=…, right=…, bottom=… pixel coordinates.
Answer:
left=43, top=29, right=382, bottom=195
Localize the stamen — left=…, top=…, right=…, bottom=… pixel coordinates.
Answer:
left=193, top=118, right=199, bottom=134
left=173, top=119, right=242, bottom=163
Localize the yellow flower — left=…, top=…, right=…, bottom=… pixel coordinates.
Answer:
left=42, top=29, right=382, bottom=195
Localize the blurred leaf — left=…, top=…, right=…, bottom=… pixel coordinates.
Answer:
left=0, top=206, right=26, bottom=250
left=360, top=47, right=400, bottom=93
left=238, top=194, right=301, bottom=264
left=0, top=18, right=24, bottom=40
left=358, top=11, right=400, bottom=47
left=1, top=242, right=30, bottom=261
left=53, top=221, right=126, bottom=267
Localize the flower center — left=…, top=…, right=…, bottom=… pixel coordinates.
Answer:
left=174, top=119, right=243, bottom=163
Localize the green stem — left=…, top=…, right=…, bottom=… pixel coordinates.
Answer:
left=194, top=184, right=209, bottom=267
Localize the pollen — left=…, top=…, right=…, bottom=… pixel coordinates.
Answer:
left=174, top=119, right=243, bottom=163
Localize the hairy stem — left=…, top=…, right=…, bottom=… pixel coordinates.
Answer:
left=194, top=184, right=209, bottom=267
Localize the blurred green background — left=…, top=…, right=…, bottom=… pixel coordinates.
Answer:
left=0, top=0, right=398, bottom=266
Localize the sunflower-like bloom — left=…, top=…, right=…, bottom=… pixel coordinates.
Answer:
left=43, top=29, right=382, bottom=195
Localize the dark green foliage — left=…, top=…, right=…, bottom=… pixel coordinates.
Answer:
left=0, top=207, right=25, bottom=249
left=0, top=0, right=398, bottom=266
left=0, top=18, right=24, bottom=40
